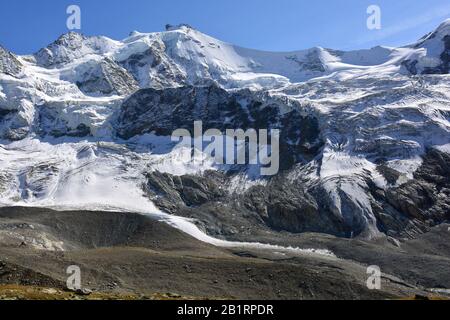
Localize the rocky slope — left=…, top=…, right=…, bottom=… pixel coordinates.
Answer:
left=0, top=20, right=449, bottom=244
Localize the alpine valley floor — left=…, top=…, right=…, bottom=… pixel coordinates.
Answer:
left=0, top=207, right=450, bottom=300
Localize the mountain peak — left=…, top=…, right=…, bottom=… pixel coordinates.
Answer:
left=129, top=30, right=141, bottom=37
left=54, top=31, right=86, bottom=46
left=165, top=23, right=194, bottom=31
left=34, top=31, right=119, bottom=68
left=439, top=18, right=450, bottom=28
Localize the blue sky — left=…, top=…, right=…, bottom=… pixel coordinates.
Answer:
left=1, top=0, right=450, bottom=54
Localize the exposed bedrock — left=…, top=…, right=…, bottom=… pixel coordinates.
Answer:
left=117, top=38, right=187, bottom=89
left=369, top=149, right=450, bottom=239
left=143, top=149, right=450, bottom=240
left=0, top=46, right=23, bottom=77
left=143, top=170, right=366, bottom=239
left=73, top=57, right=139, bottom=96
left=117, top=84, right=324, bottom=169
left=402, top=21, right=450, bottom=75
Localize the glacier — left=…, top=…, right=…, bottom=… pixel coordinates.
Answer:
left=0, top=20, right=450, bottom=242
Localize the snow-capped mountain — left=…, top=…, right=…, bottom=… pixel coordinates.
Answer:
left=0, top=20, right=449, bottom=241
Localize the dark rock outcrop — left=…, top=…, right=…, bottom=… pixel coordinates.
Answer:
left=117, top=84, right=324, bottom=169
left=38, top=104, right=92, bottom=138
left=403, top=22, right=450, bottom=75
left=75, top=58, right=139, bottom=96
left=117, top=38, right=186, bottom=88
left=144, top=170, right=355, bottom=239
left=34, top=32, right=115, bottom=68
left=0, top=46, right=22, bottom=77
left=370, top=149, right=450, bottom=239
left=142, top=149, right=450, bottom=240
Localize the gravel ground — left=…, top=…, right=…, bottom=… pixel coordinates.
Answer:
left=0, top=207, right=447, bottom=300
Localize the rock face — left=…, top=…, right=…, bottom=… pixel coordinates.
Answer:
left=0, top=46, right=22, bottom=77
left=117, top=38, right=187, bottom=89
left=36, top=97, right=122, bottom=138
left=369, top=149, right=450, bottom=239
left=0, top=99, right=34, bottom=141
left=38, top=103, right=92, bottom=138
left=34, top=32, right=118, bottom=68
left=403, top=20, right=450, bottom=75
left=142, top=149, right=450, bottom=240
left=74, top=58, right=139, bottom=96
left=143, top=169, right=345, bottom=238
left=117, top=84, right=323, bottom=168
left=144, top=171, right=227, bottom=213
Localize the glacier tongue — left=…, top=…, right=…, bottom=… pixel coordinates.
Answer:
left=0, top=137, right=335, bottom=256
